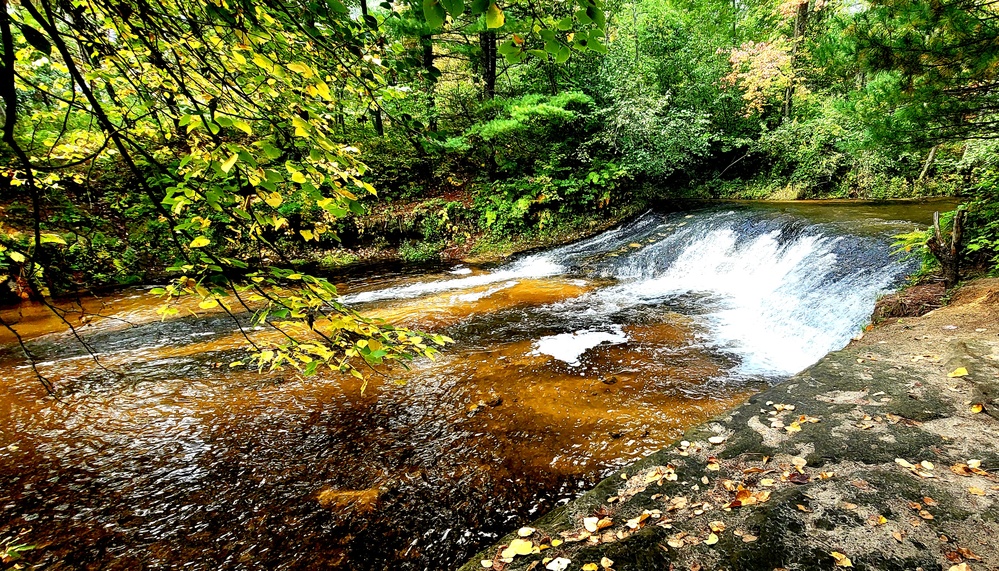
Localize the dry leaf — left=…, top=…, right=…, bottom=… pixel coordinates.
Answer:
left=500, top=538, right=534, bottom=559
left=760, top=478, right=775, bottom=487
left=923, top=496, right=938, bottom=506
left=582, top=564, right=599, bottom=571
left=969, top=487, right=986, bottom=496
left=708, top=435, right=726, bottom=444
left=895, top=458, right=915, bottom=469
left=797, top=504, right=812, bottom=513
left=969, top=459, right=982, bottom=469
left=742, top=534, right=758, bottom=543
left=709, top=521, right=726, bottom=532
left=921, top=461, right=935, bottom=470
left=919, top=510, right=934, bottom=520
left=971, top=403, right=984, bottom=414
left=600, top=557, right=614, bottom=569
left=518, top=527, right=536, bottom=537
left=480, top=560, right=493, bottom=568
left=948, top=367, right=969, bottom=378
left=705, top=533, right=719, bottom=545
left=893, top=531, right=905, bottom=543
left=546, top=558, right=571, bottom=571
left=948, top=564, right=970, bottom=571
left=831, top=552, right=853, bottom=567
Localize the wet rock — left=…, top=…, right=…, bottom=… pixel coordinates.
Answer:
left=460, top=278, right=999, bottom=571
left=316, top=487, right=383, bottom=513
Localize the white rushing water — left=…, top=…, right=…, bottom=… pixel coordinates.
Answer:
left=341, top=208, right=917, bottom=379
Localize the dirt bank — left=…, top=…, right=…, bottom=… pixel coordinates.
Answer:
left=460, top=278, right=999, bottom=571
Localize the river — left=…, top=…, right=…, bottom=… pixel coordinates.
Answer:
left=0, top=200, right=953, bottom=569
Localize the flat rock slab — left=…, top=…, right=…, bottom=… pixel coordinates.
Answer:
left=460, top=279, right=999, bottom=571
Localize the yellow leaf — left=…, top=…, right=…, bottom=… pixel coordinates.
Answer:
left=969, top=486, right=986, bottom=496
left=300, top=229, right=314, bottom=241
left=705, top=533, right=719, bottom=545
left=8, top=251, right=25, bottom=263
left=500, top=538, right=533, bottom=559
left=198, top=299, right=219, bottom=309
left=189, top=236, right=210, bottom=248
left=287, top=61, right=314, bottom=77
left=971, top=403, right=984, bottom=414
left=948, top=367, right=969, bottom=378
left=291, top=171, right=307, bottom=184
left=40, top=233, right=67, bottom=245
left=221, top=153, right=239, bottom=173
left=831, top=552, right=853, bottom=567
left=582, top=564, right=598, bottom=571
left=316, top=81, right=332, bottom=101
left=265, top=192, right=283, bottom=208
left=233, top=120, right=253, bottom=135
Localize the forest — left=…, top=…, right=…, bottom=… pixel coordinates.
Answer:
left=3, top=0, right=999, bottom=569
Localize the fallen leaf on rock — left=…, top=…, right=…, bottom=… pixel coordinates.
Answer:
left=501, top=538, right=534, bottom=559
left=705, top=533, right=719, bottom=545
left=546, top=558, right=571, bottom=571
left=785, top=422, right=802, bottom=433
left=667, top=536, right=685, bottom=548
left=789, top=473, right=809, bottom=484
left=911, top=518, right=923, bottom=527
left=921, top=461, right=935, bottom=470
left=600, top=557, right=614, bottom=569
left=923, top=496, right=938, bottom=506
left=742, top=534, right=758, bottom=543
left=841, top=502, right=858, bottom=510
left=958, top=547, right=983, bottom=561
left=969, top=459, right=982, bottom=469
left=480, top=560, right=493, bottom=568
left=797, top=504, right=812, bottom=513
left=868, top=514, right=888, bottom=526
left=919, top=510, right=934, bottom=520
left=820, top=471, right=835, bottom=479
left=969, top=487, right=986, bottom=496
left=792, top=457, right=808, bottom=472
left=518, top=527, right=536, bottom=537
left=708, top=435, right=726, bottom=445
left=709, top=521, right=726, bottom=532
left=760, top=478, right=775, bottom=487
left=893, top=531, right=905, bottom=542
left=560, top=529, right=590, bottom=543
left=951, top=464, right=974, bottom=477
left=908, top=501, right=922, bottom=510
left=896, top=458, right=915, bottom=469
left=948, top=368, right=969, bottom=378
left=831, top=552, right=853, bottom=567
left=971, top=403, right=984, bottom=414
left=582, top=564, right=599, bottom=571
left=948, top=564, right=970, bottom=571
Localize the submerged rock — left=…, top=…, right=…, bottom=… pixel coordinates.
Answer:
left=460, top=278, right=999, bottom=571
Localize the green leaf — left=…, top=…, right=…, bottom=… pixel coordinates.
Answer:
left=441, top=0, right=464, bottom=18
left=189, top=236, right=211, bottom=248
left=327, top=0, right=349, bottom=13
left=423, top=0, right=447, bottom=28
left=557, top=17, right=573, bottom=30
left=556, top=45, right=571, bottom=64
left=233, top=120, right=253, bottom=135
left=485, top=1, right=504, bottom=28
left=470, top=0, right=490, bottom=13
left=40, top=233, right=67, bottom=245
left=20, top=25, right=51, bottom=55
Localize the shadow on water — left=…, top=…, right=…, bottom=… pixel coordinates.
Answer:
left=0, top=202, right=940, bottom=569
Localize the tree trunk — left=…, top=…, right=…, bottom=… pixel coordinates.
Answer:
left=782, top=0, right=809, bottom=120
left=422, top=34, right=437, bottom=131
left=480, top=31, right=496, bottom=99
left=918, top=144, right=938, bottom=183
left=927, top=210, right=967, bottom=289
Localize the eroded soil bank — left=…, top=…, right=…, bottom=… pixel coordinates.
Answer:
left=462, top=278, right=999, bottom=571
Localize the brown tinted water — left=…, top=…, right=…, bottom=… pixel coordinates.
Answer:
left=0, top=201, right=951, bottom=569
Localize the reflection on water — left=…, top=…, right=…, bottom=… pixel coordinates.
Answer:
left=0, top=202, right=938, bottom=569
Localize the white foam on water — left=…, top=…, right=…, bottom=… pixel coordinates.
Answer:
left=341, top=256, right=563, bottom=304
left=530, top=325, right=629, bottom=366
left=451, top=281, right=518, bottom=303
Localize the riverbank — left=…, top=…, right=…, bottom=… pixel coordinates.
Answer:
left=460, top=277, right=999, bottom=571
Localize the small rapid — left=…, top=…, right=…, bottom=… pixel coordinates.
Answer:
left=346, top=207, right=918, bottom=378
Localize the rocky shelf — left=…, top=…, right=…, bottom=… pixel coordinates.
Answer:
left=460, top=278, right=999, bottom=571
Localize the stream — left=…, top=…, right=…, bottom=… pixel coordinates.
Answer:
left=0, top=201, right=952, bottom=569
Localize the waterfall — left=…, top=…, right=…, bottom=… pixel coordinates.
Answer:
left=342, top=207, right=918, bottom=379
